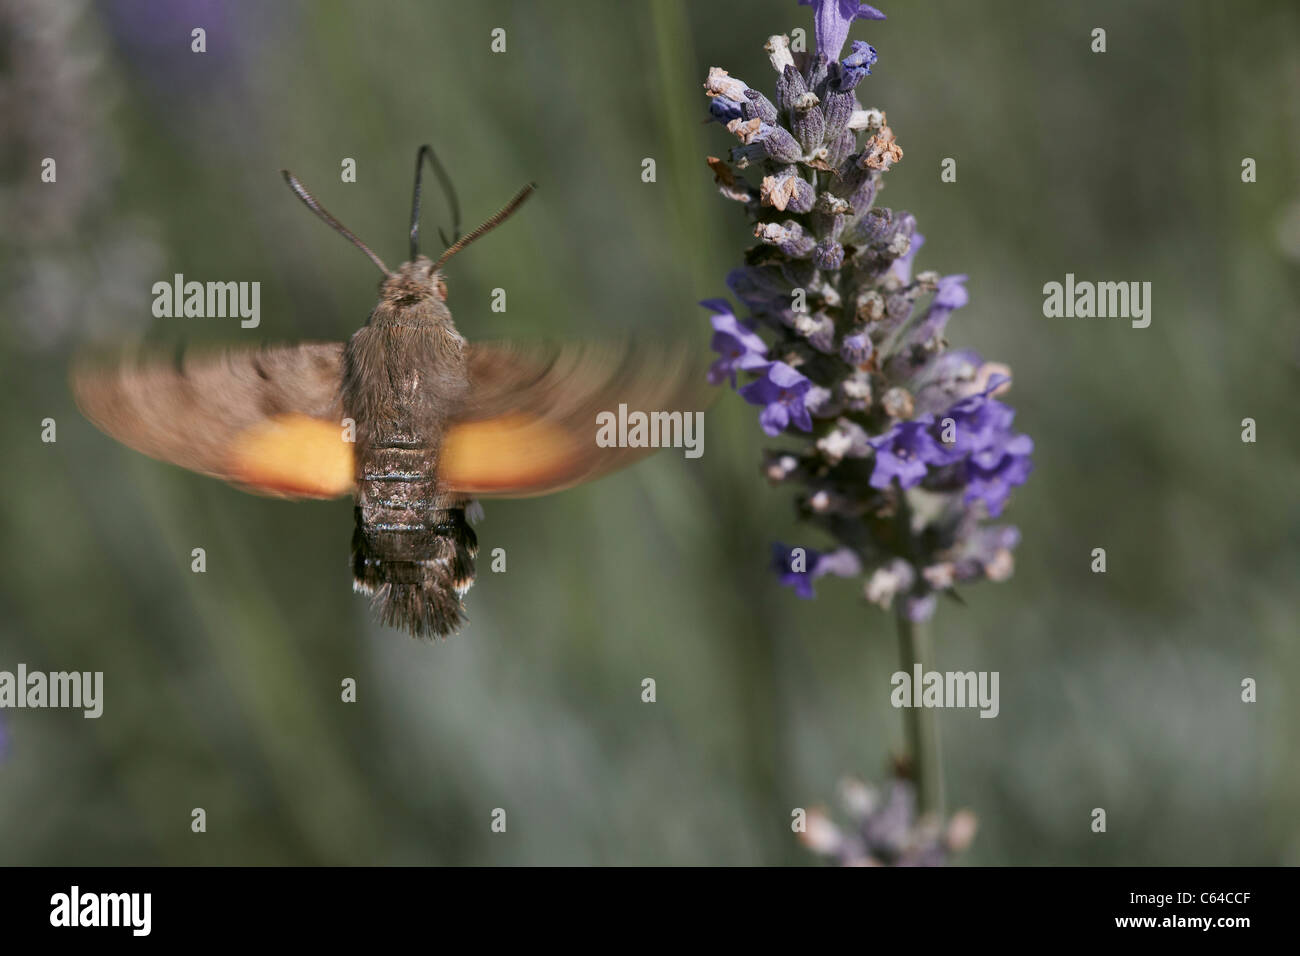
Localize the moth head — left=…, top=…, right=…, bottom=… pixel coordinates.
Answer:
left=380, top=256, right=448, bottom=305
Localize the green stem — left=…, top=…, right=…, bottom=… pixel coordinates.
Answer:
left=896, top=610, right=945, bottom=819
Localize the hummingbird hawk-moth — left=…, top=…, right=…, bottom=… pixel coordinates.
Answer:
left=73, top=146, right=704, bottom=639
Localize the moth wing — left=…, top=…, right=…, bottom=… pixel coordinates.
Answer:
left=441, top=340, right=711, bottom=498
left=72, top=342, right=354, bottom=499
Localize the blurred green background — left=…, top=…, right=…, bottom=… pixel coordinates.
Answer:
left=1, top=0, right=1297, bottom=865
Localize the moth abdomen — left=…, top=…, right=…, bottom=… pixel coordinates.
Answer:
left=351, top=459, right=477, bottom=638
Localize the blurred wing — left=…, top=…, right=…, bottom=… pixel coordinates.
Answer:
left=442, top=340, right=711, bottom=498
left=72, top=342, right=353, bottom=499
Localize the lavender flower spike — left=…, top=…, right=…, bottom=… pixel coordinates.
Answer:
left=701, top=0, right=1031, bottom=617
left=701, top=0, right=1028, bottom=868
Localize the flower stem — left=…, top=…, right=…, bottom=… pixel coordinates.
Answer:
left=896, top=610, right=945, bottom=819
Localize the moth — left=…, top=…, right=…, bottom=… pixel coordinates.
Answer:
left=73, top=146, right=704, bottom=639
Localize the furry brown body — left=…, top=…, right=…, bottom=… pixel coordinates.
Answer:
left=344, top=256, right=478, bottom=635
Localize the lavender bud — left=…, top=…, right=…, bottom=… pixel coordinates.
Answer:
left=742, top=88, right=779, bottom=125
left=776, top=64, right=808, bottom=115
left=922, top=563, right=956, bottom=590
left=822, top=70, right=855, bottom=141
left=704, top=66, right=750, bottom=102
left=816, top=192, right=851, bottom=216
left=763, top=451, right=804, bottom=483
left=795, top=312, right=837, bottom=354
left=862, top=125, right=903, bottom=171
left=781, top=258, right=817, bottom=289
left=791, top=96, right=825, bottom=153
left=847, top=107, right=885, bottom=130
left=764, top=34, right=794, bottom=74
left=830, top=152, right=873, bottom=205
left=840, top=330, right=873, bottom=365
left=729, top=142, right=765, bottom=169
left=838, top=370, right=872, bottom=410
left=817, top=419, right=872, bottom=463
left=879, top=212, right=917, bottom=259
left=806, top=489, right=859, bottom=518
left=760, top=124, right=803, bottom=164
left=805, top=52, right=830, bottom=93
left=726, top=117, right=764, bottom=144
left=812, top=238, right=845, bottom=271
left=809, top=271, right=843, bottom=308
left=817, top=430, right=853, bottom=464
left=787, top=178, right=817, bottom=213
left=804, top=383, right=837, bottom=415
left=855, top=289, right=886, bottom=321
left=865, top=559, right=916, bottom=610
left=881, top=386, right=914, bottom=420
left=915, top=269, right=941, bottom=291
left=761, top=168, right=815, bottom=212
left=812, top=194, right=848, bottom=242
left=755, top=220, right=815, bottom=258
left=707, top=155, right=757, bottom=204
left=847, top=172, right=878, bottom=218
left=885, top=291, right=914, bottom=324
left=985, top=549, right=1015, bottom=581
left=847, top=207, right=892, bottom=246
left=825, top=128, right=856, bottom=169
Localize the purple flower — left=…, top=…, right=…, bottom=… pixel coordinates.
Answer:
left=836, top=40, right=878, bottom=90
left=772, top=543, right=862, bottom=598
left=709, top=96, right=746, bottom=123
left=911, top=348, right=984, bottom=412
left=889, top=232, right=924, bottom=284
left=773, top=542, right=819, bottom=597
left=935, top=376, right=1013, bottom=455
left=932, top=273, right=969, bottom=310
left=740, top=361, right=814, bottom=435
left=798, top=0, right=887, bottom=62
left=964, top=434, right=1034, bottom=517
left=868, top=415, right=958, bottom=489
left=902, top=592, right=937, bottom=622
left=702, top=299, right=769, bottom=387
left=908, top=274, right=969, bottom=346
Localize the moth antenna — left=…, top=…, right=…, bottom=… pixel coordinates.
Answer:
left=409, top=144, right=462, bottom=260
left=280, top=169, right=390, bottom=277
left=432, top=183, right=536, bottom=272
